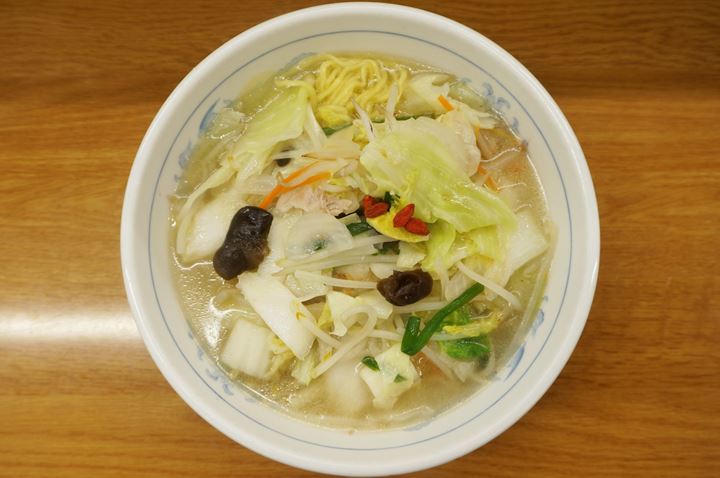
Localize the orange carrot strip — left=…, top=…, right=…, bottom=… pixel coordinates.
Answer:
left=258, top=171, right=331, bottom=210
left=280, top=160, right=320, bottom=185
left=290, top=171, right=331, bottom=189
left=476, top=164, right=498, bottom=191
left=258, top=184, right=287, bottom=210
left=438, top=95, right=454, bottom=111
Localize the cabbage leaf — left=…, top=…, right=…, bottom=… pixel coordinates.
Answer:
left=441, top=312, right=500, bottom=337
left=421, top=220, right=504, bottom=274
left=176, top=86, right=309, bottom=261
left=398, top=73, right=450, bottom=116
left=227, top=86, right=309, bottom=177
left=421, top=220, right=455, bottom=271
left=359, top=117, right=516, bottom=233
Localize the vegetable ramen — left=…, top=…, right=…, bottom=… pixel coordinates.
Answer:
left=170, top=54, right=553, bottom=429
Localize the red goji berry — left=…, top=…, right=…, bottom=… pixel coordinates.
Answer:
left=364, top=202, right=390, bottom=218
left=393, top=204, right=415, bottom=227
left=404, top=218, right=429, bottom=235
left=362, top=195, right=375, bottom=211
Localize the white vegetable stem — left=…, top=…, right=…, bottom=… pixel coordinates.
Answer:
left=435, top=258, right=450, bottom=300
left=279, top=254, right=398, bottom=275
left=384, top=85, right=399, bottom=130
left=393, top=299, right=448, bottom=314
left=220, top=320, right=273, bottom=379
left=236, top=273, right=315, bottom=358
left=456, top=261, right=522, bottom=309
left=298, top=271, right=377, bottom=289
left=352, top=98, right=375, bottom=141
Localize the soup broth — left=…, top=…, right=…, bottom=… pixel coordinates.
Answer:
left=170, top=53, right=552, bottom=429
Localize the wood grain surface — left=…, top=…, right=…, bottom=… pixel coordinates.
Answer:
left=1, top=1, right=719, bottom=476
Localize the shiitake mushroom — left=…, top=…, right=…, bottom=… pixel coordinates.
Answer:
left=213, top=206, right=273, bottom=280
left=377, top=269, right=433, bottom=306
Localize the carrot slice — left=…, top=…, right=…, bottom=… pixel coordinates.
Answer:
left=476, top=165, right=498, bottom=191
left=438, top=95, right=454, bottom=111
left=258, top=171, right=332, bottom=210
left=281, top=160, right=320, bottom=185
left=258, top=184, right=286, bottom=210
left=291, top=171, right=332, bottom=190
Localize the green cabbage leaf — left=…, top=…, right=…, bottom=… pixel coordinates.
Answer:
left=359, top=117, right=516, bottom=233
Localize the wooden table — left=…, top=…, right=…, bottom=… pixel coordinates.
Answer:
left=2, top=1, right=718, bottom=476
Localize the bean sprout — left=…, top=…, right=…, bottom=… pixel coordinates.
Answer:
left=297, top=271, right=377, bottom=290
left=298, top=317, right=341, bottom=348
left=312, top=305, right=378, bottom=378
left=456, top=261, right=521, bottom=309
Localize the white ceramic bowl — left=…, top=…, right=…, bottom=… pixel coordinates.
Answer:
left=121, top=3, right=599, bottom=475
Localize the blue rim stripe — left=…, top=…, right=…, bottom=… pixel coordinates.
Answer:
left=147, top=29, right=572, bottom=451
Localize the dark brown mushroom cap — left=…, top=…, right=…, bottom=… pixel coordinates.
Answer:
left=377, top=269, right=433, bottom=306
left=213, top=206, right=273, bottom=280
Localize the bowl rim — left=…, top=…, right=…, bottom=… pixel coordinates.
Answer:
left=121, top=2, right=600, bottom=475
